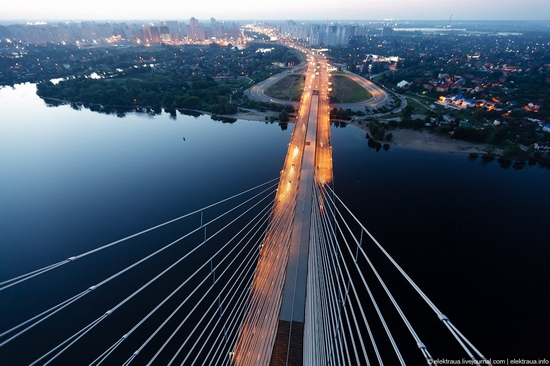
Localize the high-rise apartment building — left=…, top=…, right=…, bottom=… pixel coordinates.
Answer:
left=187, top=17, right=205, bottom=41
left=149, top=26, right=161, bottom=43
left=164, top=21, right=182, bottom=40
left=381, top=26, right=394, bottom=37
left=140, top=27, right=151, bottom=44
left=211, top=18, right=223, bottom=39
left=159, top=26, right=171, bottom=42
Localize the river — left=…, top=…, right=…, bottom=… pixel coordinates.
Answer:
left=0, top=83, right=548, bottom=363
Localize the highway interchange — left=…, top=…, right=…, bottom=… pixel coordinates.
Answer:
left=245, top=50, right=391, bottom=113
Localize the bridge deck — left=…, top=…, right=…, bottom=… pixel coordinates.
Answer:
left=271, top=94, right=319, bottom=366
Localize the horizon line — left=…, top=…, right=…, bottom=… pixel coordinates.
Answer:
left=1, top=18, right=549, bottom=23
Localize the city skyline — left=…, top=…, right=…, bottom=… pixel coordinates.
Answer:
left=1, top=0, right=550, bottom=22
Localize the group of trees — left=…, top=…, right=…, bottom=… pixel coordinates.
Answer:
left=37, top=71, right=241, bottom=115
left=367, top=120, right=393, bottom=142
left=330, top=107, right=365, bottom=120
left=34, top=42, right=302, bottom=116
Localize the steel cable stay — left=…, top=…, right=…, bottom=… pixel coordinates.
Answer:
left=324, top=183, right=491, bottom=365
left=28, top=313, right=111, bottom=366
left=204, top=202, right=294, bottom=366
left=312, top=208, right=339, bottom=365
left=232, top=212, right=294, bottom=366
left=0, top=262, right=69, bottom=292
left=314, top=208, right=348, bottom=365
left=230, top=186, right=298, bottom=365
left=54, top=184, right=274, bottom=364
left=177, top=234, right=261, bottom=366
left=309, top=209, right=338, bottom=364
left=314, top=183, right=370, bottom=366
left=90, top=194, right=275, bottom=366
left=0, top=180, right=277, bottom=351
left=6, top=182, right=271, bottom=361
left=201, top=271, right=255, bottom=366
left=174, top=206, right=277, bottom=364
left=0, top=178, right=279, bottom=293
left=313, top=180, right=382, bottom=366
left=145, top=203, right=274, bottom=365
left=310, top=198, right=336, bottom=364
left=138, top=201, right=274, bottom=366
left=0, top=290, right=89, bottom=346
left=312, top=180, right=373, bottom=366
left=303, top=224, right=314, bottom=364
left=315, top=182, right=406, bottom=366
left=306, top=209, right=323, bottom=364
left=230, top=217, right=291, bottom=366
left=315, top=185, right=362, bottom=366
left=192, top=193, right=297, bottom=366
left=319, top=181, right=440, bottom=364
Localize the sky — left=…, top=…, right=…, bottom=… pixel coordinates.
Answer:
left=1, top=0, right=549, bottom=22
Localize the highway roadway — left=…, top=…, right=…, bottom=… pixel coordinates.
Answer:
left=275, top=49, right=334, bottom=364
left=246, top=60, right=389, bottom=113
left=233, top=49, right=323, bottom=365
left=314, top=56, right=333, bottom=184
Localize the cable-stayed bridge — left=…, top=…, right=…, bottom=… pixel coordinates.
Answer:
left=0, top=53, right=491, bottom=366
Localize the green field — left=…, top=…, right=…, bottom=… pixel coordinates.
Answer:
left=405, top=97, right=429, bottom=114
left=329, top=75, right=372, bottom=103
left=264, top=74, right=305, bottom=102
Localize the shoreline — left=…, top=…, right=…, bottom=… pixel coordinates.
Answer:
left=223, top=109, right=501, bottom=156
left=38, top=95, right=500, bottom=156
left=345, top=120, right=502, bottom=155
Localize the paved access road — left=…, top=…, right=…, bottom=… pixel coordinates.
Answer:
left=245, top=69, right=301, bottom=109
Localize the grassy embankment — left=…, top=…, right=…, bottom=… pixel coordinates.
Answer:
left=329, top=75, right=372, bottom=103
left=264, top=74, right=305, bottom=102
left=264, top=73, right=374, bottom=105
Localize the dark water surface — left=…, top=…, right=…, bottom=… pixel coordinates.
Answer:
left=331, top=125, right=550, bottom=362
left=1, top=84, right=548, bottom=363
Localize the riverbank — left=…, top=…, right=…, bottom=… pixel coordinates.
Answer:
left=218, top=108, right=280, bottom=122
left=345, top=120, right=502, bottom=155
left=38, top=94, right=500, bottom=156
left=222, top=109, right=500, bottom=155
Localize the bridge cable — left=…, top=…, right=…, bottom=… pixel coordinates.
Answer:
left=25, top=184, right=278, bottom=365
left=312, top=179, right=375, bottom=365
left=0, top=178, right=279, bottom=293
left=316, top=182, right=407, bottom=365
left=125, top=200, right=274, bottom=365
left=230, top=182, right=298, bottom=365
left=186, top=194, right=296, bottom=366
left=319, top=181, right=439, bottom=364
left=313, top=178, right=376, bottom=365
left=91, top=199, right=274, bottom=366
left=325, top=184, right=490, bottom=364
left=0, top=181, right=277, bottom=350
left=311, top=199, right=347, bottom=365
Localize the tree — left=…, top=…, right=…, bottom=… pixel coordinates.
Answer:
left=439, top=125, right=452, bottom=134
left=279, top=109, right=289, bottom=122
left=402, top=105, right=414, bottom=120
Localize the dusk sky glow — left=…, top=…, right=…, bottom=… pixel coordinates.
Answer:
left=1, top=0, right=549, bottom=22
